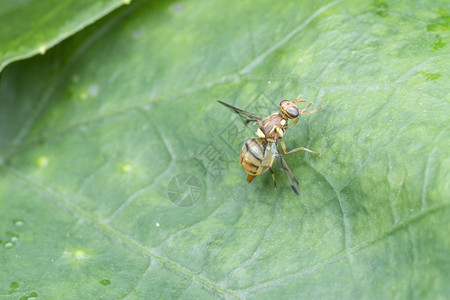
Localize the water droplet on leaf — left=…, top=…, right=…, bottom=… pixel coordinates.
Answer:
left=171, top=3, right=185, bottom=13
left=14, top=220, right=24, bottom=226
left=89, top=85, right=99, bottom=96
left=4, top=242, right=15, bottom=249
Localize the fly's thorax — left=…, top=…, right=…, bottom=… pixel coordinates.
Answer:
left=258, top=113, right=287, bottom=141
left=240, top=138, right=274, bottom=176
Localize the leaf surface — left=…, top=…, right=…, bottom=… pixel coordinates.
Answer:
left=0, top=0, right=449, bottom=298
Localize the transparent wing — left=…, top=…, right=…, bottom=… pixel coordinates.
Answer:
left=275, top=141, right=300, bottom=196
left=218, top=100, right=262, bottom=126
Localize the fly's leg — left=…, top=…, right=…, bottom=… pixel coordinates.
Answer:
left=280, top=139, right=321, bottom=157
left=275, top=126, right=285, bottom=138
left=269, top=154, right=276, bottom=190
left=287, top=117, right=299, bottom=129
left=294, top=94, right=323, bottom=114
left=269, top=168, right=276, bottom=190
left=293, top=94, right=306, bottom=104
left=289, top=97, right=323, bottom=130
left=300, top=103, right=323, bottom=114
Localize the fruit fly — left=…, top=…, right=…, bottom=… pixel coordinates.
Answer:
left=218, top=95, right=322, bottom=196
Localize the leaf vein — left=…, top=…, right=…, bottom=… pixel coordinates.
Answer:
left=106, top=120, right=175, bottom=222
left=421, top=129, right=445, bottom=210
left=239, top=0, right=344, bottom=75
left=1, top=164, right=241, bottom=299
left=238, top=201, right=449, bottom=294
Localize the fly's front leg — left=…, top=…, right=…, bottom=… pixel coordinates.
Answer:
left=293, top=94, right=306, bottom=104
left=287, top=117, right=299, bottom=129
left=293, top=94, right=323, bottom=114
left=301, top=103, right=323, bottom=114
left=280, top=139, right=321, bottom=157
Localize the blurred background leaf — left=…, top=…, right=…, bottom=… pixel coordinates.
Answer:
left=0, top=0, right=449, bottom=298
left=0, top=0, right=127, bottom=72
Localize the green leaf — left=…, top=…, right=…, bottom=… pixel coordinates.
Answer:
left=0, top=0, right=127, bottom=72
left=1, top=0, right=449, bottom=298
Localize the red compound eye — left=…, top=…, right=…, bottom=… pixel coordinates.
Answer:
left=280, top=100, right=299, bottom=118
left=286, top=106, right=299, bottom=118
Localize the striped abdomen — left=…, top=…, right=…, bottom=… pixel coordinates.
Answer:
left=240, top=138, right=274, bottom=182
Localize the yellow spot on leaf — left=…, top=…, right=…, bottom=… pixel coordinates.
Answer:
left=74, top=250, right=86, bottom=259
left=121, top=164, right=133, bottom=173
left=36, top=156, right=49, bottom=168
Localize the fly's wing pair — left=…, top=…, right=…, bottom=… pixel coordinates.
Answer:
left=217, top=100, right=262, bottom=126
left=275, top=140, right=300, bottom=196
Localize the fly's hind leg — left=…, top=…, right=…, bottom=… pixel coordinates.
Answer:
left=280, top=139, right=321, bottom=157
left=269, top=154, right=276, bottom=190
left=269, top=168, right=276, bottom=190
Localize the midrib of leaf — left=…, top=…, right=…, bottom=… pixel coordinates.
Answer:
left=2, top=0, right=447, bottom=297
left=1, top=164, right=241, bottom=299
left=0, top=4, right=351, bottom=295
left=2, top=162, right=448, bottom=297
